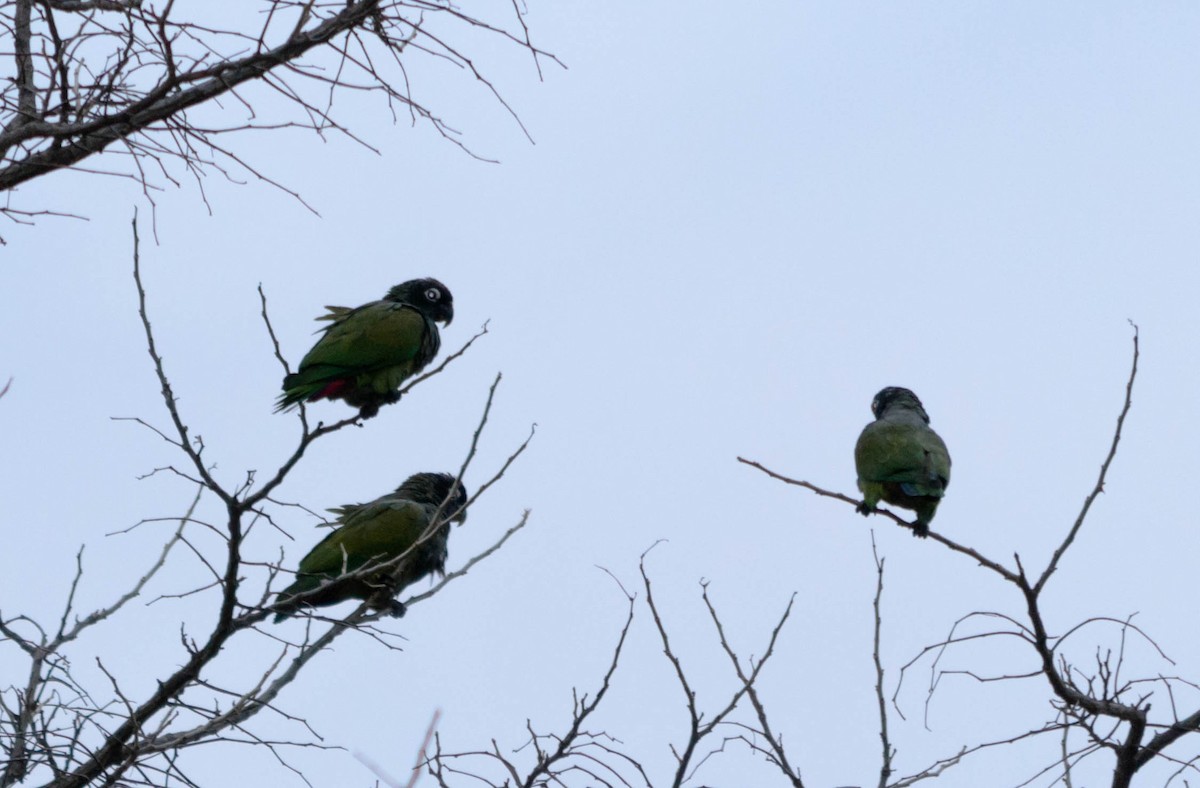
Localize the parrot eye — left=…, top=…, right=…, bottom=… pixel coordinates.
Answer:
left=424, top=287, right=441, bottom=302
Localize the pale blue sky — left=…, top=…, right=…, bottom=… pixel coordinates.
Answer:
left=3, top=3, right=1200, bottom=785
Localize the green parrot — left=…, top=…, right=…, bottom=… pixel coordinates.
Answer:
left=273, top=472, right=468, bottom=623
left=854, top=386, right=951, bottom=537
left=276, top=278, right=454, bottom=418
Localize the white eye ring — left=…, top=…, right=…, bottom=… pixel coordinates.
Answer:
left=424, top=288, right=441, bottom=301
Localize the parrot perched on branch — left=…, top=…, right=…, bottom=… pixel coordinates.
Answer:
left=273, top=472, right=468, bottom=623
left=276, top=278, right=454, bottom=418
left=854, top=386, right=951, bottom=538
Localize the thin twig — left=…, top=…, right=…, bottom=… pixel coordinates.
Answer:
left=1034, top=323, right=1139, bottom=594
left=132, top=213, right=229, bottom=503
left=871, top=534, right=893, bottom=788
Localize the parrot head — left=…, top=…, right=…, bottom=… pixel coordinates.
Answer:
left=395, top=471, right=469, bottom=525
left=386, top=278, right=455, bottom=326
left=871, top=386, right=931, bottom=423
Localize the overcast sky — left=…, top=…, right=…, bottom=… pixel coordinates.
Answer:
left=3, top=3, right=1200, bottom=786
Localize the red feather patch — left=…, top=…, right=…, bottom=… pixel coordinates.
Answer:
left=311, top=380, right=349, bottom=401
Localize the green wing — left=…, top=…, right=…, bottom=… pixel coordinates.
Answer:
left=298, top=301, right=427, bottom=374
left=855, top=422, right=951, bottom=495
left=296, top=498, right=431, bottom=577
left=317, top=502, right=363, bottom=527
left=315, top=305, right=354, bottom=323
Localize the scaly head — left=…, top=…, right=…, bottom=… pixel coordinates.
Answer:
left=385, top=278, right=454, bottom=326
left=394, top=471, right=469, bottom=524
left=870, top=386, right=931, bottom=424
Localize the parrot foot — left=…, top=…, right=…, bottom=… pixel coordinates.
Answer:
left=385, top=600, right=407, bottom=618
left=357, top=392, right=401, bottom=421
left=909, top=521, right=930, bottom=539
left=855, top=502, right=874, bottom=517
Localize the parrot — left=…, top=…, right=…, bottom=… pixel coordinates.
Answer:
left=276, top=278, right=454, bottom=418
left=273, top=472, right=468, bottom=622
left=854, top=386, right=951, bottom=538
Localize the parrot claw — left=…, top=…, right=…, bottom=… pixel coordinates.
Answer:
left=910, top=521, right=930, bottom=539
left=357, top=392, right=401, bottom=420
left=386, top=600, right=408, bottom=618
left=855, top=502, right=873, bottom=517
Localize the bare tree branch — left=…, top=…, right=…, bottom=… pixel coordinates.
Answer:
left=0, top=484, right=196, bottom=787
left=425, top=574, right=647, bottom=788
left=1034, top=323, right=1139, bottom=595
left=0, top=1, right=563, bottom=228
left=702, top=584, right=802, bottom=787
left=742, top=326, right=1192, bottom=787
left=871, top=534, right=893, bottom=788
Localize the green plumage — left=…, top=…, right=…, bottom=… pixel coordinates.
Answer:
left=273, top=472, right=468, bottom=623
left=276, top=278, right=454, bottom=418
left=854, top=387, right=951, bottom=537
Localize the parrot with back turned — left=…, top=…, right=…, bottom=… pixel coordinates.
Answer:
left=854, top=386, right=951, bottom=538
left=275, top=278, right=454, bottom=418
left=273, top=472, right=468, bottom=623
